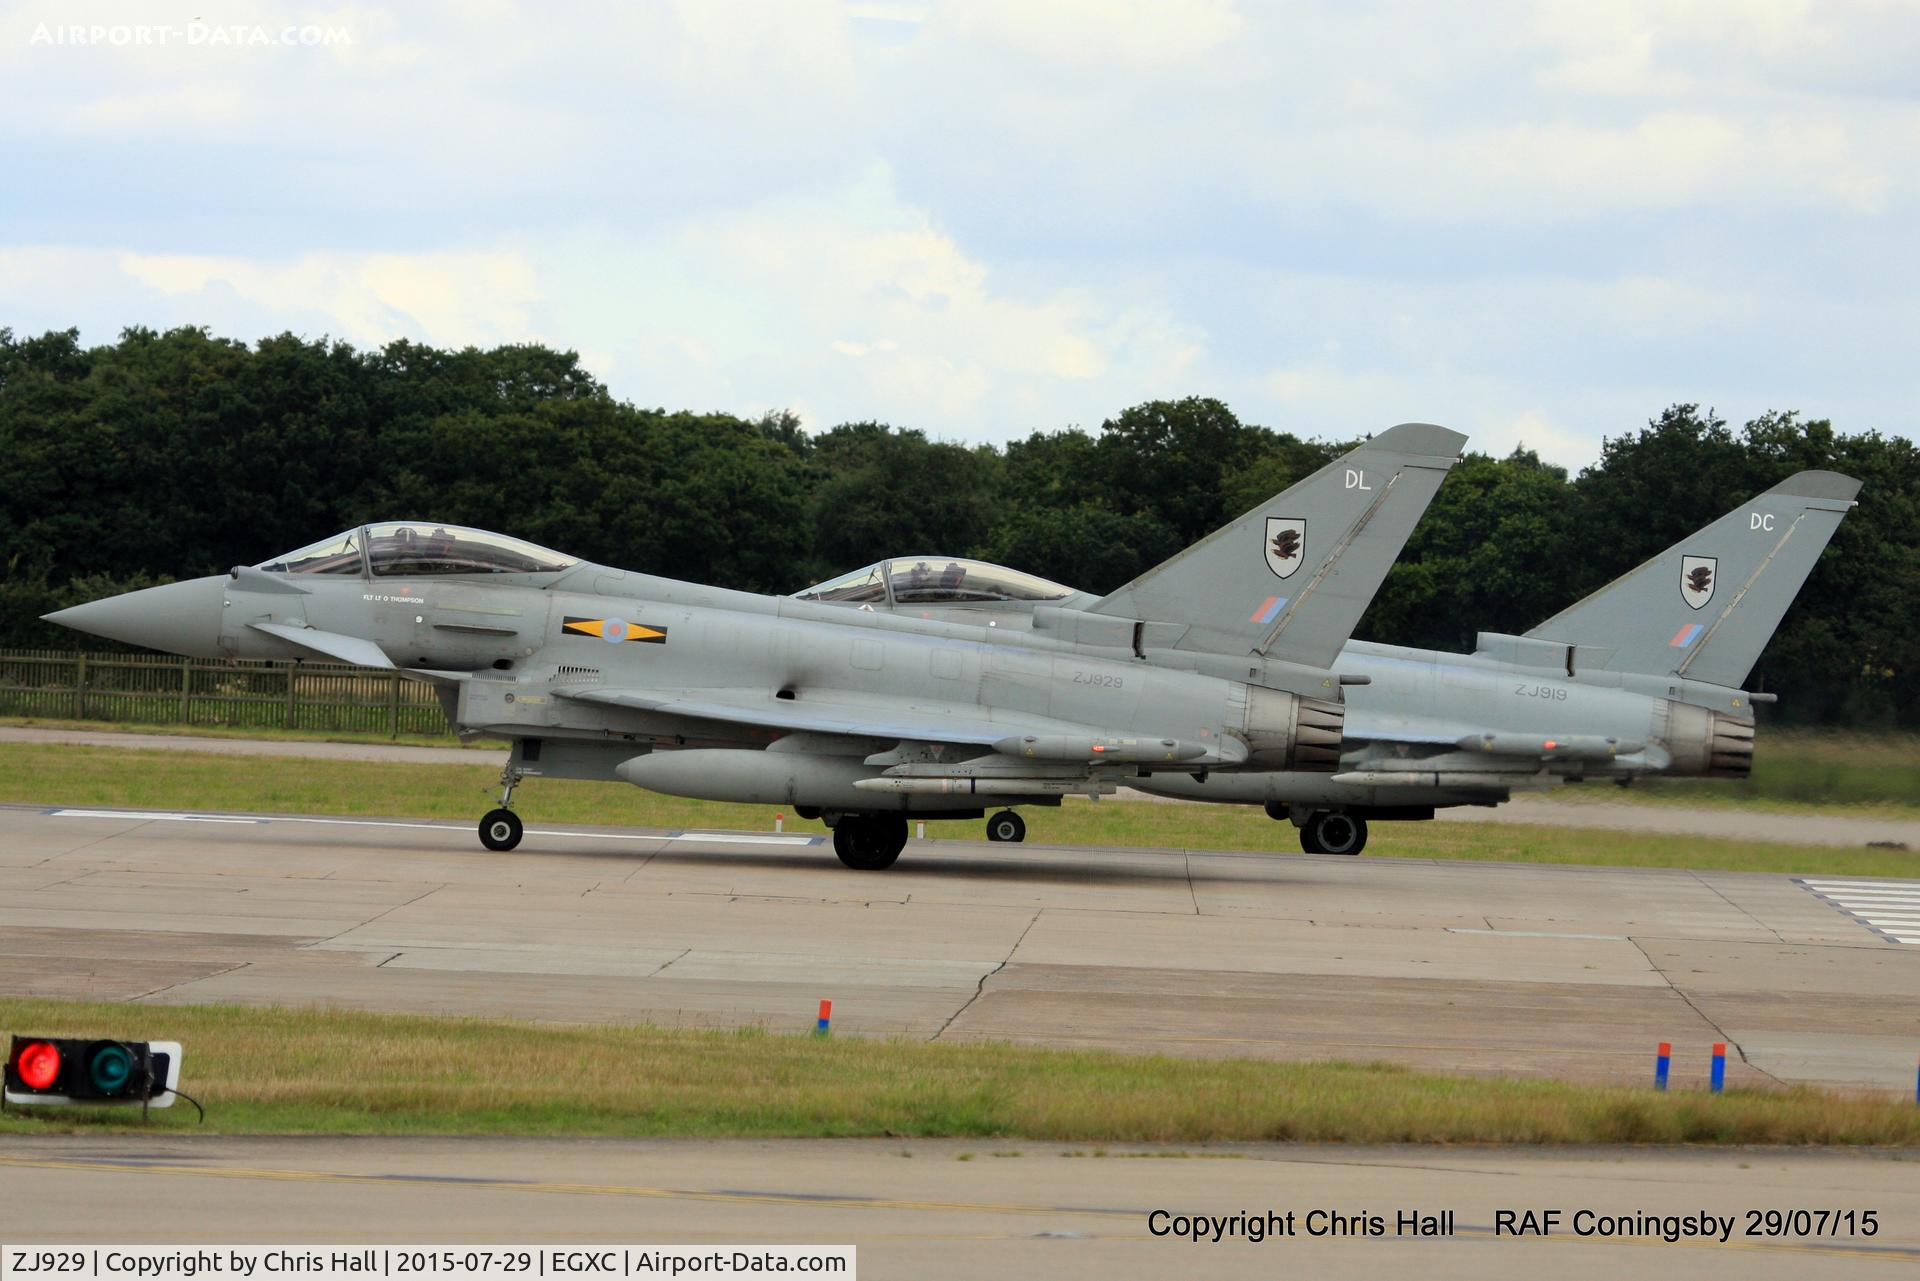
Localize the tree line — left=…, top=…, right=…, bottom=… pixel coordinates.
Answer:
left=2, top=326, right=1913, bottom=727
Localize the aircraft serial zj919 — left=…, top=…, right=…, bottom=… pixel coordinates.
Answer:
left=806, top=472, right=1861, bottom=855
left=46, top=424, right=1466, bottom=869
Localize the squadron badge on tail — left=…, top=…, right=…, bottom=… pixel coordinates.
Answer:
left=1265, top=517, right=1305, bottom=579
left=1680, top=555, right=1717, bottom=609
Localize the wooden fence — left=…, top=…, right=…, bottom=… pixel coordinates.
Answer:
left=0, top=649, right=450, bottom=737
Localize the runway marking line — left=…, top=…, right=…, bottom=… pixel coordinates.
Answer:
left=0, top=1155, right=1913, bottom=1261
left=45, top=808, right=823, bottom=846
left=1796, top=877, right=1920, bottom=945
left=1445, top=928, right=1628, bottom=941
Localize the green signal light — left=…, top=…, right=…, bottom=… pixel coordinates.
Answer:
left=87, top=1043, right=135, bottom=1094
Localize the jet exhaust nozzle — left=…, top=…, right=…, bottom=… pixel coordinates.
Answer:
left=1656, top=702, right=1755, bottom=779
left=1238, top=688, right=1345, bottom=772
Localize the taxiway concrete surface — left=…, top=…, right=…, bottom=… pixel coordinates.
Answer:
left=2, top=804, right=1918, bottom=1091
left=2, top=1136, right=1917, bottom=1279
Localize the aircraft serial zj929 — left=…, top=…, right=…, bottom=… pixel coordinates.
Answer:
left=46, top=423, right=1466, bottom=869
left=807, top=472, right=1861, bottom=855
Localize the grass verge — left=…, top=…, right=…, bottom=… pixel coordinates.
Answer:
left=2, top=998, right=1916, bottom=1144
left=1, top=742, right=1913, bottom=876
left=0, top=715, right=499, bottom=751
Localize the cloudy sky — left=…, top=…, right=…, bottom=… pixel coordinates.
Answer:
left=3, top=1, right=1916, bottom=466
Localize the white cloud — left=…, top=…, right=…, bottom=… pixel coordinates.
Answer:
left=1, top=0, right=1915, bottom=467
left=1480, top=410, right=1596, bottom=464
left=119, top=249, right=541, bottom=349
left=932, top=0, right=1246, bottom=68
left=550, top=167, right=1206, bottom=436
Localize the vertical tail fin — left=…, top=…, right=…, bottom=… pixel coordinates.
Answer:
left=1526, top=470, right=1861, bottom=687
left=1091, top=422, right=1465, bottom=666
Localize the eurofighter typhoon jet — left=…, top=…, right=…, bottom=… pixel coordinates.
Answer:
left=44, top=424, right=1465, bottom=869
left=810, top=472, right=1860, bottom=855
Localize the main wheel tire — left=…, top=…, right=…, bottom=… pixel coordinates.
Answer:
left=986, top=811, right=1026, bottom=843
left=1297, top=822, right=1325, bottom=855
left=833, top=815, right=908, bottom=870
left=1310, top=811, right=1367, bottom=856
left=479, top=808, right=524, bottom=852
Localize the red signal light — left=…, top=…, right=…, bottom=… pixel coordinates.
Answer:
left=17, top=1040, right=60, bottom=1090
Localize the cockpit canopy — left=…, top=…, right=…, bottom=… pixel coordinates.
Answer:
left=257, top=523, right=578, bottom=577
left=794, top=556, right=1076, bottom=607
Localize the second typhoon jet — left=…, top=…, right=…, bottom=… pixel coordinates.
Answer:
left=810, top=471, right=1860, bottom=854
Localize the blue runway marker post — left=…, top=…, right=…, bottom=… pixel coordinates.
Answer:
left=1654, top=1041, right=1671, bottom=1091
left=816, top=998, right=831, bottom=1037
left=1914, top=1054, right=1918, bottom=1106
left=1710, top=1042, right=1726, bottom=1093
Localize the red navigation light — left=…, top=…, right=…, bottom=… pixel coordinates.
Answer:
left=1543, top=740, right=1558, bottom=750
left=17, top=1040, right=60, bottom=1090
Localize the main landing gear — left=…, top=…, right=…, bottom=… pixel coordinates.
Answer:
left=833, top=814, right=908, bottom=871
left=986, top=810, right=1026, bottom=843
left=1299, top=810, right=1367, bottom=856
left=479, top=764, right=525, bottom=851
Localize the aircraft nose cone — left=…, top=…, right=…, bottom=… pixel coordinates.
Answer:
left=41, top=575, right=228, bottom=658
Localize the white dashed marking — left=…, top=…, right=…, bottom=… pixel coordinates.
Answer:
left=48, top=807, right=823, bottom=846
left=1798, top=878, right=1920, bottom=944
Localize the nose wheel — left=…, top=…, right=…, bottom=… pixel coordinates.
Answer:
left=479, top=808, right=524, bottom=851
left=986, top=810, right=1026, bottom=843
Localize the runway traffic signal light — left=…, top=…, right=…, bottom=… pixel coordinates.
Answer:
left=3, top=1036, right=183, bottom=1109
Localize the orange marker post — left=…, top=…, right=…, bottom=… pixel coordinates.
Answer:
left=815, top=999, right=831, bottom=1037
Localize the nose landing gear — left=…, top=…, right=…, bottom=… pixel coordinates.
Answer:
left=478, top=763, right=525, bottom=851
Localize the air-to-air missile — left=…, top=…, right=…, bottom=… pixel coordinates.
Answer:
left=807, top=472, right=1860, bottom=855
left=46, top=424, right=1466, bottom=869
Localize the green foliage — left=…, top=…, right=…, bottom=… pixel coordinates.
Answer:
left=1360, top=449, right=1574, bottom=649
left=983, top=502, right=1181, bottom=594
left=804, top=422, right=1006, bottom=579
left=1, top=327, right=1912, bottom=724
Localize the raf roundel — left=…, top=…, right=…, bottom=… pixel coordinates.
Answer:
left=561, top=616, right=669, bottom=644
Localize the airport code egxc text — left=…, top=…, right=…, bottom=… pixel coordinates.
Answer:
left=2, top=1249, right=853, bottom=1280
